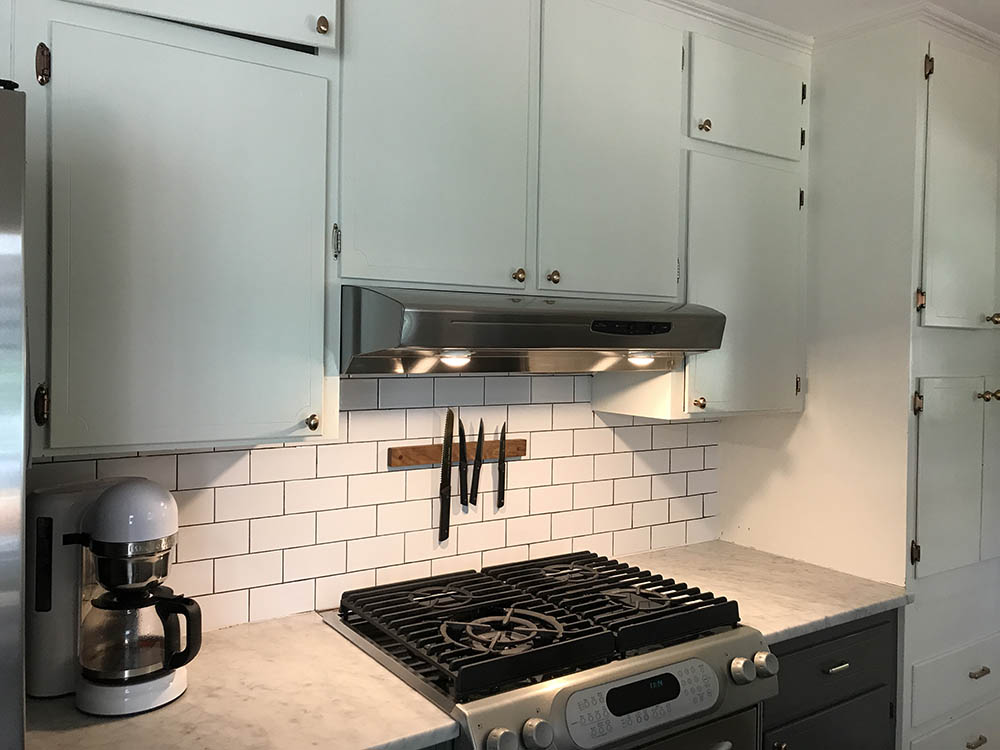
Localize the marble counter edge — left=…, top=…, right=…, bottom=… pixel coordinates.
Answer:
left=764, top=594, right=909, bottom=644
left=370, top=721, right=461, bottom=750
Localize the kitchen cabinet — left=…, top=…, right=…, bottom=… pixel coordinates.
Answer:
left=982, top=376, right=1000, bottom=560
left=911, top=694, right=1000, bottom=750
left=920, top=37, right=1000, bottom=330
left=763, top=611, right=898, bottom=750
left=911, top=629, right=1000, bottom=728
left=535, top=0, right=683, bottom=298
left=688, top=33, right=807, bottom=161
left=338, top=0, right=533, bottom=291
left=17, top=2, right=333, bottom=449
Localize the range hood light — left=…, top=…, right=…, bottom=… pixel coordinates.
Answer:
left=627, top=353, right=656, bottom=367
left=440, top=351, right=472, bottom=368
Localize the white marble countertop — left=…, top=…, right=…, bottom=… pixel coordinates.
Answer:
left=26, top=612, right=460, bottom=750
left=630, top=541, right=908, bottom=644
left=26, top=542, right=907, bottom=750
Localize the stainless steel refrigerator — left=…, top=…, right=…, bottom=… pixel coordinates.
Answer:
left=0, top=79, right=27, bottom=749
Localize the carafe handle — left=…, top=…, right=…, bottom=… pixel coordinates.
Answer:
left=155, top=594, right=203, bottom=669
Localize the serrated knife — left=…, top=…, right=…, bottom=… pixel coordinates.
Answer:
left=438, top=409, right=455, bottom=542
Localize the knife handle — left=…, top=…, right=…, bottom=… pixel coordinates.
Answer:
left=439, top=485, right=450, bottom=541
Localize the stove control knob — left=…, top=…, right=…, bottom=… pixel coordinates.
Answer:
left=522, top=717, right=554, bottom=749
left=730, top=656, right=757, bottom=685
left=486, top=727, right=518, bottom=750
left=754, top=650, right=780, bottom=678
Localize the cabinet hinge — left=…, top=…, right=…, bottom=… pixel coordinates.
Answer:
left=910, top=539, right=921, bottom=564
left=332, top=223, right=342, bottom=260
left=913, top=391, right=924, bottom=415
left=801, top=82, right=807, bottom=103
left=35, top=42, right=51, bottom=86
left=676, top=257, right=681, bottom=285
left=889, top=701, right=895, bottom=720
left=800, top=128, right=806, bottom=150
left=681, top=45, right=685, bottom=71
left=915, top=288, right=927, bottom=311
left=795, top=375, right=801, bottom=395
left=924, top=53, right=935, bottom=79
left=798, top=189, right=805, bottom=210
left=33, top=383, right=49, bottom=426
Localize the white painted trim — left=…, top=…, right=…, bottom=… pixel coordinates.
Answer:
left=815, top=2, right=1000, bottom=53
left=649, top=0, right=814, bottom=53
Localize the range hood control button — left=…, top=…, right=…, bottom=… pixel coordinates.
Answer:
left=730, top=657, right=756, bottom=685
left=486, top=727, right=518, bottom=750
left=522, top=717, right=554, bottom=749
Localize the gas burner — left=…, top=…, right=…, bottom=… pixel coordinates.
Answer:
left=408, top=585, right=473, bottom=608
left=539, top=561, right=598, bottom=584
left=601, top=586, right=672, bottom=611
left=440, top=608, right=565, bottom=654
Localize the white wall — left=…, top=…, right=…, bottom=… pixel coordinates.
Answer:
left=0, top=0, right=11, bottom=80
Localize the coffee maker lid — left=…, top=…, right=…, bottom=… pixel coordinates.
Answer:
left=82, top=478, right=178, bottom=544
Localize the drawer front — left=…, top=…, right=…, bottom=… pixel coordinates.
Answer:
left=688, top=33, right=807, bottom=161
left=765, top=621, right=896, bottom=728
left=912, top=696, right=1000, bottom=750
left=764, top=686, right=893, bottom=750
left=912, top=631, right=1000, bottom=727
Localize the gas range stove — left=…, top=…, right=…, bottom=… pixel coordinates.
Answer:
left=321, top=551, right=778, bottom=750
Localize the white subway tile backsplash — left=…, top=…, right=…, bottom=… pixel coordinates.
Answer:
left=283, top=542, right=347, bottom=581
left=44, top=375, right=722, bottom=631
left=250, top=580, right=314, bottom=622
left=250, top=513, right=315, bottom=552
left=285, top=476, right=347, bottom=514
left=379, top=378, right=435, bottom=409
left=215, top=482, right=283, bottom=522
left=177, top=451, right=249, bottom=490
left=531, top=376, right=574, bottom=404
left=97, top=455, right=177, bottom=490
left=316, top=507, right=377, bottom=543
left=215, top=551, right=282, bottom=592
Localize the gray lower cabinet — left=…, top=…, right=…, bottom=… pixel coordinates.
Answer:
left=763, top=610, right=898, bottom=750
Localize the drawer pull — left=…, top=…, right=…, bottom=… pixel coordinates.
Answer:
left=824, top=661, right=851, bottom=675
left=969, top=666, right=992, bottom=680
left=967, top=736, right=988, bottom=749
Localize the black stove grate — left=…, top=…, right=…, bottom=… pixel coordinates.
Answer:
left=338, top=569, right=616, bottom=701
left=483, top=551, right=740, bottom=652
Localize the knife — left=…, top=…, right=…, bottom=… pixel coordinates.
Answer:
left=498, top=421, right=507, bottom=509
left=438, top=409, right=455, bottom=541
left=469, top=419, right=484, bottom=507
left=458, top=419, right=469, bottom=507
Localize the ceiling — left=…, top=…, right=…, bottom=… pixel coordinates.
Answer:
left=707, top=0, right=1000, bottom=37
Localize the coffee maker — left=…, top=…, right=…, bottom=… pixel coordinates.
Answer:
left=26, top=477, right=202, bottom=715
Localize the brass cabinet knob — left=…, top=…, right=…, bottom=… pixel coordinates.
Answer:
left=305, top=414, right=320, bottom=431
left=316, top=15, right=330, bottom=34
left=994, top=390, right=1000, bottom=401
left=512, top=268, right=526, bottom=283
left=547, top=270, right=561, bottom=284
left=698, top=118, right=713, bottom=132
left=988, top=313, right=1000, bottom=325
left=978, top=392, right=994, bottom=402
left=693, top=397, right=707, bottom=409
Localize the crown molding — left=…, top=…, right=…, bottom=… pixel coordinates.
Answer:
left=814, top=2, right=1000, bottom=53
left=648, top=0, right=814, bottom=54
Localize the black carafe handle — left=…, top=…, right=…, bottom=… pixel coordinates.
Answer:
left=155, top=594, right=203, bottom=669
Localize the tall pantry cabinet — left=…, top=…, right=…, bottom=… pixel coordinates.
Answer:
left=717, top=9, right=1000, bottom=748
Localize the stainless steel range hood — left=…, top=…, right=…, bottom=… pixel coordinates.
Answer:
left=341, top=286, right=725, bottom=375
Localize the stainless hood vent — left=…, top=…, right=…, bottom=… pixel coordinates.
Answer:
left=341, top=286, right=725, bottom=375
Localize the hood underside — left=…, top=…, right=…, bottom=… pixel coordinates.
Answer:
left=341, top=286, right=726, bottom=375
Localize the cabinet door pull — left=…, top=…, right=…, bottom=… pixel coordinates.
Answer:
left=511, top=268, right=526, bottom=283
left=546, top=269, right=561, bottom=284
left=698, top=118, right=713, bottom=132
left=969, top=666, right=992, bottom=680
left=823, top=661, right=850, bottom=675
left=986, top=313, right=1000, bottom=325
left=967, top=735, right=988, bottom=749
left=977, top=392, right=994, bottom=402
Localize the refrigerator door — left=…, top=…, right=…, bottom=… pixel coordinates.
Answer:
left=0, top=81, right=27, bottom=749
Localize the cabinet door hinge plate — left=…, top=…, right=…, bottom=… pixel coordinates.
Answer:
left=915, top=288, right=926, bottom=311
left=911, top=539, right=921, bottom=564
left=800, top=128, right=806, bottom=150
left=912, top=391, right=924, bottom=415
left=924, top=53, right=935, bottom=79
left=799, top=189, right=805, bottom=210
left=35, top=42, right=51, bottom=86
left=795, top=375, right=801, bottom=395
left=33, top=383, right=49, bottom=426
left=801, top=82, right=807, bottom=103
left=332, top=223, right=341, bottom=260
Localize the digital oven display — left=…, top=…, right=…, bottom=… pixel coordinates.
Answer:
left=605, top=672, right=682, bottom=716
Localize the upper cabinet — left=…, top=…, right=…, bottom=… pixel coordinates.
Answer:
left=20, top=3, right=333, bottom=449
left=920, top=38, right=1000, bottom=329
left=536, top=0, right=683, bottom=298
left=688, top=34, right=807, bottom=161
left=338, top=0, right=533, bottom=291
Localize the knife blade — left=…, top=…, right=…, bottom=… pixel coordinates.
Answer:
left=469, top=419, right=484, bottom=506
left=458, top=419, right=469, bottom=507
left=438, top=409, right=455, bottom=541
left=497, top=421, right=507, bottom=508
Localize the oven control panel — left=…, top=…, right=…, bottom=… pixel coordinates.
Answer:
left=564, top=658, right=720, bottom=749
